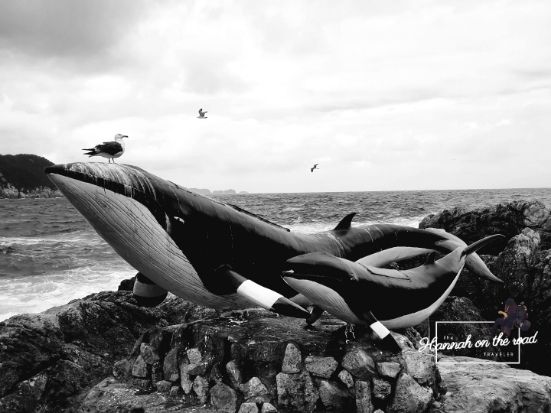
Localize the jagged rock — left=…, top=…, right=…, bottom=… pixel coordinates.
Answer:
left=419, top=200, right=551, bottom=251
left=372, top=378, right=392, bottom=401
left=113, top=359, right=132, bottom=381
left=226, top=359, right=243, bottom=388
left=390, top=373, right=433, bottom=413
left=242, top=376, right=269, bottom=402
left=342, top=348, right=376, bottom=379
left=0, top=372, right=48, bottom=413
left=354, top=380, right=373, bottom=413
left=169, top=385, right=181, bottom=398
left=163, top=347, right=180, bottom=381
left=402, top=349, right=436, bottom=386
left=117, top=277, right=135, bottom=291
left=281, top=343, right=302, bottom=373
left=80, top=377, right=173, bottom=412
left=193, top=375, right=209, bottom=403
left=210, top=382, right=237, bottom=413
left=132, top=355, right=148, bottom=378
left=180, top=369, right=192, bottom=394
left=338, top=369, right=354, bottom=389
left=318, top=379, right=353, bottom=411
left=437, top=356, right=551, bottom=412
left=140, top=342, right=160, bottom=364
left=0, top=288, right=200, bottom=409
left=187, top=347, right=202, bottom=364
left=261, top=402, right=278, bottom=412
left=155, top=379, right=172, bottom=393
left=151, top=361, right=164, bottom=383
left=377, top=361, right=401, bottom=379
left=132, top=378, right=152, bottom=391
left=276, top=371, right=318, bottom=413
left=239, top=402, right=260, bottom=413
left=304, top=355, right=338, bottom=378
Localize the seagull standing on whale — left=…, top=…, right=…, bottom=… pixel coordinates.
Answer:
left=197, top=108, right=208, bottom=119
left=82, top=134, right=128, bottom=163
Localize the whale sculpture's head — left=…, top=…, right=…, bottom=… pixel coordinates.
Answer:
left=45, top=162, right=240, bottom=308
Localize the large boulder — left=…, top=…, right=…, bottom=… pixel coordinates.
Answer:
left=0, top=291, right=212, bottom=412
left=436, top=356, right=551, bottom=412
left=419, top=200, right=551, bottom=251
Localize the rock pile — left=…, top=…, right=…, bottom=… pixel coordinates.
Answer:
left=81, top=311, right=439, bottom=413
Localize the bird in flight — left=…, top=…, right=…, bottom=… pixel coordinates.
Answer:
left=310, top=163, right=319, bottom=172
left=197, top=108, right=208, bottom=119
left=82, top=134, right=128, bottom=163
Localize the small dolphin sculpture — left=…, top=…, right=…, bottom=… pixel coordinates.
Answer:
left=282, top=234, right=504, bottom=346
left=45, top=162, right=503, bottom=350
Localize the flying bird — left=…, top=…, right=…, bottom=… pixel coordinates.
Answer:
left=82, top=134, right=128, bottom=163
left=310, top=164, right=319, bottom=173
left=197, top=108, right=208, bottom=119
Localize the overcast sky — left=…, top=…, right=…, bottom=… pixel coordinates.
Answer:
left=0, top=1, right=550, bottom=193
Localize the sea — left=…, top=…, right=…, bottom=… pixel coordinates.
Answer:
left=1, top=188, right=551, bottom=321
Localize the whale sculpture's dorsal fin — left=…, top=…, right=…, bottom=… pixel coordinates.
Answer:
left=334, top=213, right=357, bottom=231
left=424, top=252, right=436, bottom=265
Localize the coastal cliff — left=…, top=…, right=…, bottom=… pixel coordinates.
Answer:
left=1, top=199, right=551, bottom=412
left=0, top=154, right=61, bottom=198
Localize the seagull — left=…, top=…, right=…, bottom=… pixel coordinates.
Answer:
left=82, top=134, right=128, bottom=163
left=197, top=108, right=208, bottom=119
left=310, top=163, right=319, bottom=173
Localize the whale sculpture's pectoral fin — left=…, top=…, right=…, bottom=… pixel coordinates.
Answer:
left=132, top=272, right=169, bottom=307
left=363, top=311, right=401, bottom=352
left=217, top=266, right=310, bottom=318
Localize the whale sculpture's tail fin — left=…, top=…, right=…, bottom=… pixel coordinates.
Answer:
left=462, top=234, right=505, bottom=257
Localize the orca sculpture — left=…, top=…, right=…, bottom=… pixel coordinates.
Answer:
left=282, top=235, right=503, bottom=342
left=45, top=162, right=503, bottom=349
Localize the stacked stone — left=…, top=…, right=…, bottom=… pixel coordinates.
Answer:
left=117, top=324, right=438, bottom=413
left=274, top=343, right=436, bottom=412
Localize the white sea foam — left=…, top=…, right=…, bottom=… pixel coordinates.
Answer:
left=0, top=264, right=135, bottom=321
left=0, top=233, right=101, bottom=246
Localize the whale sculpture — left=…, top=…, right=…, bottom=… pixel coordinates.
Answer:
left=45, top=162, right=503, bottom=349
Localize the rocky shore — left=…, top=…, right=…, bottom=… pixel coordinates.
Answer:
left=1, top=199, right=551, bottom=412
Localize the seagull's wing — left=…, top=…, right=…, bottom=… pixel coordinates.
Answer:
left=97, top=141, right=123, bottom=155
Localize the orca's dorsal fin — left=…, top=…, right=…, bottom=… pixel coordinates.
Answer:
left=424, top=252, right=436, bottom=265
left=334, top=213, right=357, bottom=231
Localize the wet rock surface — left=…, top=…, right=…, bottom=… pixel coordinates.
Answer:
left=0, top=292, right=215, bottom=412
left=436, top=356, right=551, bottom=413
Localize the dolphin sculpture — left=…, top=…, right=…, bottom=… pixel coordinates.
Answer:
left=45, top=162, right=502, bottom=348
left=283, top=235, right=504, bottom=347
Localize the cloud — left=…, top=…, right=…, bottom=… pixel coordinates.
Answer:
left=0, top=0, right=148, bottom=60
left=0, top=0, right=550, bottom=192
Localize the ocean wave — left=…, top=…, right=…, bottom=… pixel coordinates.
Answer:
left=0, top=265, right=135, bottom=321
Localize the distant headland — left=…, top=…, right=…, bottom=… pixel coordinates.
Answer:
left=0, top=154, right=61, bottom=198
